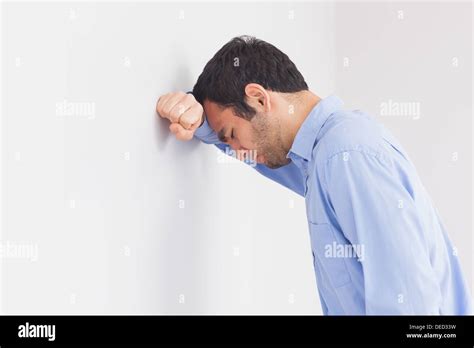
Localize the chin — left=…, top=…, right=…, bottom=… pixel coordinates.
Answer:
left=265, top=162, right=286, bottom=169
left=265, top=157, right=291, bottom=169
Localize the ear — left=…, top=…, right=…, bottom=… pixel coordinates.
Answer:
left=244, top=83, right=271, bottom=112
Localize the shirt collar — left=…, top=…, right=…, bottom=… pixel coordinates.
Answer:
left=287, top=94, right=344, bottom=162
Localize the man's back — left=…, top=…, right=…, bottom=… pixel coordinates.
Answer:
left=302, top=100, right=472, bottom=314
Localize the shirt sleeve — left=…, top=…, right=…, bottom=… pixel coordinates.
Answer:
left=321, top=149, right=442, bottom=314
left=193, top=113, right=305, bottom=197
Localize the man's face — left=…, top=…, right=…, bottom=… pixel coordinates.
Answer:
left=203, top=100, right=290, bottom=169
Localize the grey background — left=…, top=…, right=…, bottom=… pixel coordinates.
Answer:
left=0, top=1, right=472, bottom=314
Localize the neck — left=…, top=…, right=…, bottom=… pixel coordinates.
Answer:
left=282, top=91, right=321, bottom=151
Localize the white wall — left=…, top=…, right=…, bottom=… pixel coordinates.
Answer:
left=2, top=1, right=471, bottom=315
left=333, top=1, right=473, bottom=292
left=1, top=1, right=336, bottom=314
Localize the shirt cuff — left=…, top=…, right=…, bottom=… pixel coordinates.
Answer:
left=193, top=114, right=219, bottom=144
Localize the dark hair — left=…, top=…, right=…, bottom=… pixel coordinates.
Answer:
left=192, top=35, right=308, bottom=120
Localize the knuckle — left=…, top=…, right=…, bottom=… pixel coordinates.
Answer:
left=156, top=100, right=163, bottom=113
left=170, top=105, right=184, bottom=121
left=193, top=102, right=203, bottom=113
left=174, top=91, right=186, bottom=99
left=157, top=96, right=169, bottom=113
left=184, top=93, right=195, bottom=103
left=163, top=103, right=175, bottom=117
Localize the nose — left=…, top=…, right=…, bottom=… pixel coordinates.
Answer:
left=228, top=141, right=250, bottom=159
left=228, top=139, right=241, bottom=151
left=230, top=144, right=248, bottom=153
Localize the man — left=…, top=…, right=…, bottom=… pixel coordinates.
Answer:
left=156, top=35, right=472, bottom=315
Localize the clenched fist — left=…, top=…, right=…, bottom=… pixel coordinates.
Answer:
left=156, top=91, right=204, bottom=141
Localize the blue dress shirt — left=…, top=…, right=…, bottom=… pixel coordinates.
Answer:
left=193, top=94, right=473, bottom=315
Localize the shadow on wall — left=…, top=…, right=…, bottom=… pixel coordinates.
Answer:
left=152, top=58, right=213, bottom=313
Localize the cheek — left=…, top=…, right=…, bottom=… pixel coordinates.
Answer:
left=238, top=128, right=259, bottom=150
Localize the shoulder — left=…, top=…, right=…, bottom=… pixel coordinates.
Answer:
left=313, top=109, right=390, bottom=166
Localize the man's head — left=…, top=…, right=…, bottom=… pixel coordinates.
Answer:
left=192, top=35, right=310, bottom=168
